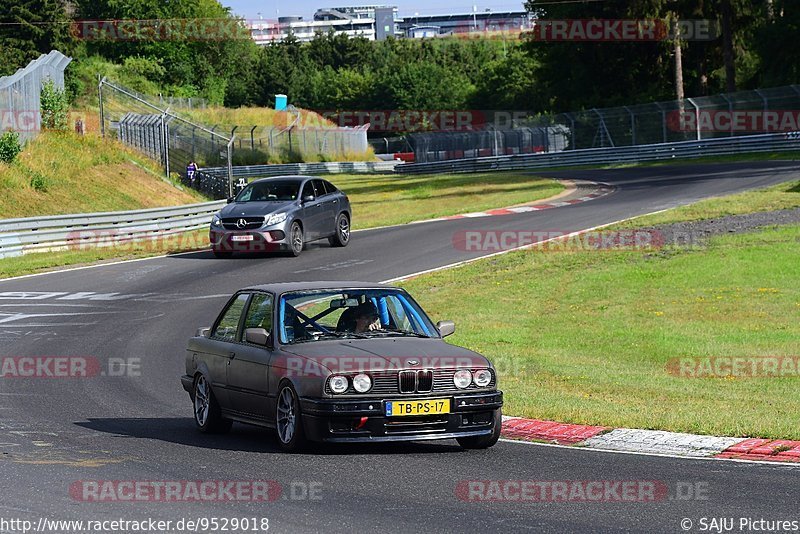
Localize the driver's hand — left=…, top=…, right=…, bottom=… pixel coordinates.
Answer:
left=367, top=320, right=381, bottom=331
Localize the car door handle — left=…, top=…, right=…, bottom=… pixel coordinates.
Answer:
left=228, top=351, right=236, bottom=359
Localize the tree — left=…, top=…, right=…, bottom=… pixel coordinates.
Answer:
left=0, top=0, right=75, bottom=75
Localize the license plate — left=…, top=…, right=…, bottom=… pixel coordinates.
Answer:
left=385, top=398, right=450, bottom=417
left=231, top=235, right=253, bottom=241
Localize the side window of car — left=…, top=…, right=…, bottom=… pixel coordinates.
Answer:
left=244, top=293, right=274, bottom=333
left=323, top=180, right=337, bottom=194
left=212, top=293, right=249, bottom=342
left=302, top=181, right=315, bottom=200
left=312, top=179, right=328, bottom=197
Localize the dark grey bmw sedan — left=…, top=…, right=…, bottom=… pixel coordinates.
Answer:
left=209, top=176, right=351, bottom=258
left=181, top=282, right=503, bottom=452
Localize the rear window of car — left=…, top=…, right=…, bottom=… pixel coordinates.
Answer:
left=322, top=180, right=338, bottom=194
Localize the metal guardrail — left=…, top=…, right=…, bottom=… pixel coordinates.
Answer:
left=396, top=132, right=800, bottom=174
left=201, top=160, right=399, bottom=181
left=0, top=201, right=224, bottom=259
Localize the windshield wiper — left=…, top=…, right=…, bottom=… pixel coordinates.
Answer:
left=363, top=329, right=430, bottom=338
left=317, top=331, right=370, bottom=340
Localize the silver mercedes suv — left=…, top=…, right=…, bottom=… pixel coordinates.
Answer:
left=209, top=176, right=351, bottom=258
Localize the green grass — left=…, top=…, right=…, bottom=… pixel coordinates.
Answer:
left=331, top=172, right=564, bottom=229
left=614, top=179, right=800, bottom=228
left=0, top=131, right=207, bottom=218
left=400, top=193, right=800, bottom=438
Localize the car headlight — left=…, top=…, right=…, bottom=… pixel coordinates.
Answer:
left=473, top=369, right=492, bottom=387
left=453, top=369, right=472, bottom=389
left=211, top=215, right=221, bottom=227
left=329, top=375, right=348, bottom=394
left=352, top=373, right=372, bottom=393
left=265, top=212, right=288, bottom=226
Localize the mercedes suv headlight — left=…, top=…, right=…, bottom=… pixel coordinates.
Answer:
left=265, top=212, right=287, bottom=226
left=211, top=215, right=222, bottom=227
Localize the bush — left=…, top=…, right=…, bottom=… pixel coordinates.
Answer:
left=0, top=131, right=22, bottom=163
left=29, top=170, right=50, bottom=192
left=41, top=79, right=69, bottom=130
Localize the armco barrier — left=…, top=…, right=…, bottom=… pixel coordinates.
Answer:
left=0, top=201, right=225, bottom=259
left=396, top=132, right=800, bottom=174
left=201, top=160, right=399, bottom=181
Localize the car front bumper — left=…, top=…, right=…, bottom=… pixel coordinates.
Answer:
left=209, top=220, right=292, bottom=253
left=299, top=390, right=503, bottom=443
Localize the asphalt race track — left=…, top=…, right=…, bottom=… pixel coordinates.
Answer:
left=1, top=162, right=799, bottom=533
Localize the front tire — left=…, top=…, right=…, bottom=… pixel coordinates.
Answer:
left=456, top=408, right=501, bottom=449
left=193, top=375, right=232, bottom=434
left=328, top=212, right=350, bottom=247
left=288, top=222, right=304, bottom=257
left=275, top=382, right=306, bottom=452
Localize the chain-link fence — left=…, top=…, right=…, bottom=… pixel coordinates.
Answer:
left=411, top=126, right=569, bottom=163
left=0, top=50, right=72, bottom=142
left=99, top=78, right=234, bottom=198
left=154, top=94, right=207, bottom=109
left=221, top=120, right=370, bottom=166
left=411, top=85, right=800, bottom=163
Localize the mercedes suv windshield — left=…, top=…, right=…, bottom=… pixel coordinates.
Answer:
left=235, top=180, right=300, bottom=202
left=279, top=288, right=437, bottom=344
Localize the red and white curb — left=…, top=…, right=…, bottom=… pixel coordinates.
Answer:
left=412, top=181, right=615, bottom=224
left=501, top=416, right=800, bottom=463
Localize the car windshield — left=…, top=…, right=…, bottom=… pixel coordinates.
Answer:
left=279, top=288, right=437, bottom=344
left=235, top=181, right=300, bottom=202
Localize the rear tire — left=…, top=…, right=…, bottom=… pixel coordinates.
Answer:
left=289, top=222, right=304, bottom=257
left=275, top=382, right=306, bottom=452
left=328, top=212, right=350, bottom=247
left=193, top=375, right=232, bottom=434
left=456, top=408, right=501, bottom=449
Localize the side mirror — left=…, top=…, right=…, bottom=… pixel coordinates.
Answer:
left=227, top=196, right=235, bottom=204
left=302, top=194, right=315, bottom=203
left=244, top=327, right=270, bottom=346
left=196, top=327, right=211, bottom=338
left=436, top=320, right=455, bottom=338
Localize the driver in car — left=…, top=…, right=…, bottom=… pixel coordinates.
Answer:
left=353, top=302, right=381, bottom=333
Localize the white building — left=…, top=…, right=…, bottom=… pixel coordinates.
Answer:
left=249, top=5, right=400, bottom=43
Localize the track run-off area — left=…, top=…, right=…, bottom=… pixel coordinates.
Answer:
left=1, top=161, right=799, bottom=533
